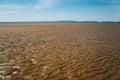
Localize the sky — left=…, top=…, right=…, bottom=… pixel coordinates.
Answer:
left=0, top=0, right=120, bottom=22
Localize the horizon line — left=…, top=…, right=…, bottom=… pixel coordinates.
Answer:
left=0, top=20, right=120, bottom=23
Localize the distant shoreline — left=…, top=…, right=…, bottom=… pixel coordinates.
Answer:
left=0, top=21, right=120, bottom=25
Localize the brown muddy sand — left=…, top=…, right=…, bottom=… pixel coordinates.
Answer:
left=0, top=23, right=120, bottom=80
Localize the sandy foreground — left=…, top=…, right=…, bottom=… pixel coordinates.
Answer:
left=0, top=23, right=120, bottom=80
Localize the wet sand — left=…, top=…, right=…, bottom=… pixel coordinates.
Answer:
left=0, top=23, right=120, bottom=80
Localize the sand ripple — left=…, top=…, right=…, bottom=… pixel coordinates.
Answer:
left=0, top=23, right=120, bottom=80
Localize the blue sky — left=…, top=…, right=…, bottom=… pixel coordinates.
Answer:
left=0, top=0, right=120, bottom=22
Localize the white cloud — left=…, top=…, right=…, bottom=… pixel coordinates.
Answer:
left=0, top=4, right=27, bottom=15
left=0, top=4, right=27, bottom=9
left=35, top=0, right=58, bottom=10
left=0, top=11, right=20, bottom=14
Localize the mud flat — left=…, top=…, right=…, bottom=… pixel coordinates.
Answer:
left=0, top=23, right=120, bottom=80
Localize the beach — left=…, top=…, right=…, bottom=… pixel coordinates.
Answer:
left=0, top=23, right=120, bottom=80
